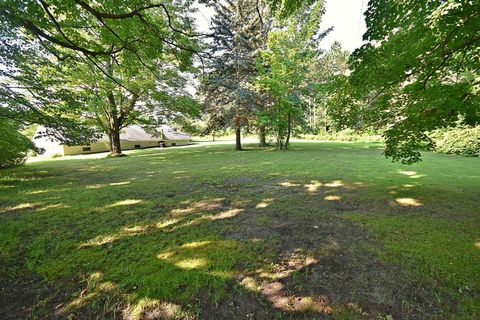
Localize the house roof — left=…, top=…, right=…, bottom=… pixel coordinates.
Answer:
left=119, top=125, right=158, bottom=141
left=118, top=125, right=191, bottom=141
left=34, top=125, right=191, bottom=144
left=159, top=125, right=191, bottom=141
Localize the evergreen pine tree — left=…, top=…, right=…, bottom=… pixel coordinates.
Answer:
left=200, top=0, right=270, bottom=150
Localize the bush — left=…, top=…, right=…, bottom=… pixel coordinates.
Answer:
left=428, top=126, right=480, bottom=157
left=300, top=129, right=383, bottom=142
left=0, top=120, right=36, bottom=168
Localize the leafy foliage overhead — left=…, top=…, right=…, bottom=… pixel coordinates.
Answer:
left=1, top=0, right=200, bottom=153
left=0, top=119, right=35, bottom=168
left=348, top=0, right=480, bottom=163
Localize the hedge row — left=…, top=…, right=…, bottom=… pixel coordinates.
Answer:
left=428, top=126, right=480, bottom=157
left=300, top=129, right=383, bottom=142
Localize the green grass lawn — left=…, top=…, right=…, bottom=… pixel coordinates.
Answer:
left=0, top=142, right=479, bottom=319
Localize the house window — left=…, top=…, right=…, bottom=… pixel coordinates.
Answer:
left=171, top=142, right=176, bottom=147
left=82, top=146, right=91, bottom=152
left=134, top=144, right=141, bottom=149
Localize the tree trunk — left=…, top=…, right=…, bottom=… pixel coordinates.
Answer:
left=235, top=126, right=242, bottom=150
left=109, top=124, right=122, bottom=155
left=258, top=126, right=267, bottom=147
left=277, top=127, right=283, bottom=150
left=285, top=112, right=292, bottom=150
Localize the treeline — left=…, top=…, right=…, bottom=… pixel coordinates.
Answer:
left=197, top=0, right=479, bottom=163
left=199, top=0, right=349, bottom=150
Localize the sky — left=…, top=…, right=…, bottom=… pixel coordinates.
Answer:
left=194, top=0, right=368, bottom=53
left=319, top=0, right=368, bottom=52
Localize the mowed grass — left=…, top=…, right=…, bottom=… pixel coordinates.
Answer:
left=0, top=142, right=479, bottom=319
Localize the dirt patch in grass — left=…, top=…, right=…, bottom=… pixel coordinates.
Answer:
left=0, top=271, right=127, bottom=320
left=222, top=176, right=258, bottom=188
left=0, top=273, right=42, bottom=319
left=215, top=180, right=457, bottom=319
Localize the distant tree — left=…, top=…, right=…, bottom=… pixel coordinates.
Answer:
left=307, top=41, right=350, bottom=133
left=265, top=0, right=314, bottom=18
left=200, top=0, right=270, bottom=150
left=348, top=0, right=480, bottom=163
left=256, top=1, right=330, bottom=149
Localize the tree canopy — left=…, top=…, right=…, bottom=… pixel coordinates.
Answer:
left=1, top=0, right=200, bottom=154
left=200, top=0, right=270, bottom=150
left=348, top=0, right=480, bottom=163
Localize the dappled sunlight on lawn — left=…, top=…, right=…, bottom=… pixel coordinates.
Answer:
left=25, top=189, right=49, bottom=195
left=58, top=271, right=195, bottom=320
left=157, top=239, right=253, bottom=275
left=260, top=281, right=332, bottom=313
left=208, top=208, right=243, bottom=220
left=0, top=202, right=38, bottom=213
left=324, top=180, right=344, bottom=187
left=305, top=180, right=322, bottom=193
left=126, top=298, right=193, bottom=320
left=85, top=183, right=105, bottom=189
left=324, top=195, right=342, bottom=201
left=36, top=203, right=69, bottom=212
left=173, top=198, right=225, bottom=215
left=156, top=218, right=181, bottom=229
left=109, top=181, right=131, bottom=186
left=106, top=199, right=143, bottom=208
left=171, top=208, right=244, bottom=230
left=394, top=197, right=423, bottom=207
left=398, top=169, right=426, bottom=179
left=80, top=234, right=121, bottom=248
left=174, top=258, right=208, bottom=270
left=57, top=272, right=119, bottom=316
left=279, top=181, right=301, bottom=187
left=256, top=198, right=274, bottom=208
left=238, top=250, right=333, bottom=314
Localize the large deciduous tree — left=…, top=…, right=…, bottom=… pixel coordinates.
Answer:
left=1, top=0, right=200, bottom=155
left=348, top=0, right=480, bottom=163
left=256, top=1, right=330, bottom=149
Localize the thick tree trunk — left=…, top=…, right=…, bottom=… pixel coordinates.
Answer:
left=235, top=126, right=242, bottom=150
left=105, top=90, right=124, bottom=156
left=108, top=124, right=122, bottom=155
left=258, top=126, right=267, bottom=147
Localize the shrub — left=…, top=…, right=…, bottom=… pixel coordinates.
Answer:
left=428, top=126, right=480, bottom=157
left=300, top=129, right=383, bottom=142
left=0, top=120, right=36, bottom=168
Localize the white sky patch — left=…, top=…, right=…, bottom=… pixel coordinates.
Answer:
left=319, top=0, right=368, bottom=52
left=190, top=0, right=369, bottom=95
left=193, top=0, right=368, bottom=53
left=193, top=3, right=215, bottom=34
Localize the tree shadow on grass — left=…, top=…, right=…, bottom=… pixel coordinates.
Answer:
left=4, top=187, right=446, bottom=319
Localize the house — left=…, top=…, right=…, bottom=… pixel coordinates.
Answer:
left=33, top=125, right=191, bottom=156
